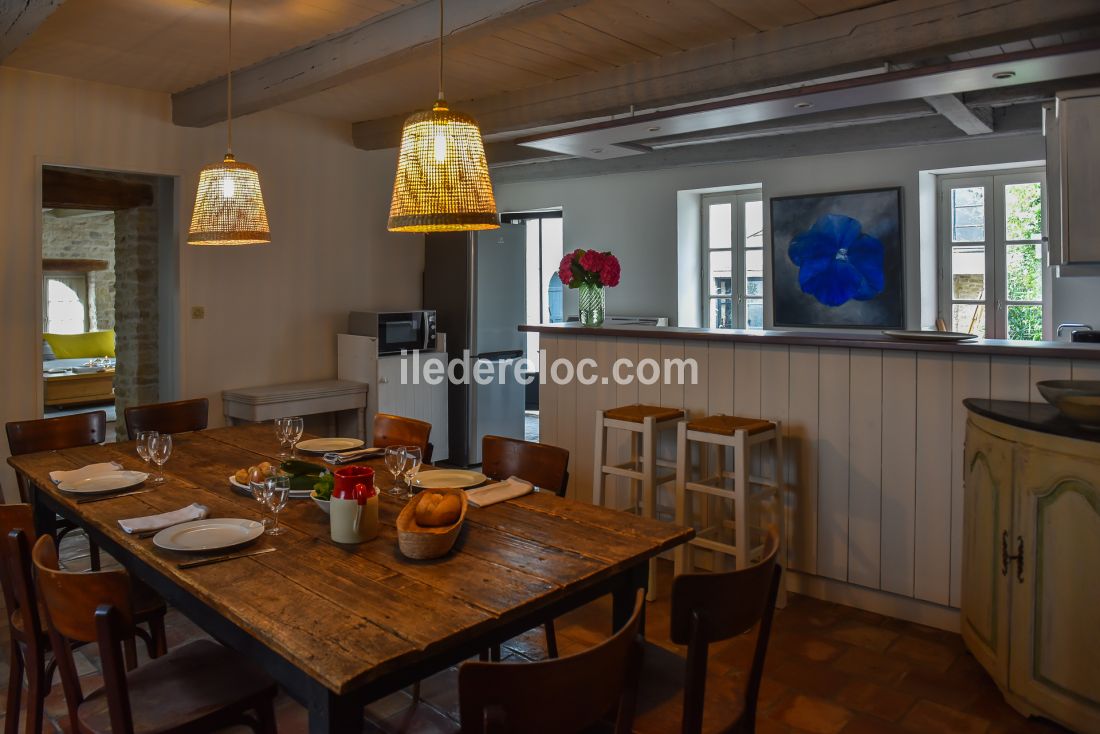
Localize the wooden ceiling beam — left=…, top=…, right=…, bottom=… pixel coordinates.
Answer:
left=925, top=94, right=994, bottom=134
left=171, top=0, right=585, bottom=128
left=0, top=0, right=64, bottom=62
left=352, top=0, right=1100, bottom=150
left=42, top=169, right=153, bottom=211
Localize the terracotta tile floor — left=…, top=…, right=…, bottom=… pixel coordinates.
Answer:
left=0, top=535, right=1071, bottom=733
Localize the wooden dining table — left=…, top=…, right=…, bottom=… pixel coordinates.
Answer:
left=8, top=423, right=692, bottom=733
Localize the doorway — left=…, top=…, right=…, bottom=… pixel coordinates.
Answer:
left=40, top=166, right=178, bottom=441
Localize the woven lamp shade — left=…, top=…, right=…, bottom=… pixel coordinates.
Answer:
left=388, top=101, right=499, bottom=232
left=188, top=154, right=271, bottom=246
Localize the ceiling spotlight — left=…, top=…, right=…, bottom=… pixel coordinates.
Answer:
left=992, top=71, right=1016, bottom=80
left=794, top=101, right=814, bottom=109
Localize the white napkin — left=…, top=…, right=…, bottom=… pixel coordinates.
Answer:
left=50, top=462, right=123, bottom=485
left=466, top=476, right=534, bottom=508
left=118, top=504, right=208, bottom=535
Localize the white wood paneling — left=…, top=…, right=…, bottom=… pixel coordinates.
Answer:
left=950, top=354, right=991, bottom=607
left=787, top=346, right=819, bottom=574
left=574, top=336, right=599, bottom=504
left=1029, top=358, right=1072, bottom=403
left=760, top=345, right=791, bottom=566
left=555, top=336, right=578, bottom=499
left=539, top=335, right=559, bottom=447
left=880, top=351, right=917, bottom=597
left=707, top=342, right=735, bottom=416
left=1072, top=360, right=1100, bottom=381
left=817, top=348, right=850, bottom=582
left=848, top=350, right=882, bottom=589
left=733, top=344, right=762, bottom=419
left=990, top=357, right=1030, bottom=402
left=914, top=352, right=953, bottom=605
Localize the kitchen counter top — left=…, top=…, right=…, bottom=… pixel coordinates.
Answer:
left=520, top=323, right=1100, bottom=360
left=964, top=398, right=1100, bottom=443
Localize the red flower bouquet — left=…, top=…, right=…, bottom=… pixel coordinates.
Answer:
left=558, top=249, right=621, bottom=289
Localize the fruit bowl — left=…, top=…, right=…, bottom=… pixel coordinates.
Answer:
left=1036, top=380, right=1100, bottom=428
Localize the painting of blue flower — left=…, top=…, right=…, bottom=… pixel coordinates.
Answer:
left=788, top=214, right=885, bottom=307
left=770, top=187, right=903, bottom=329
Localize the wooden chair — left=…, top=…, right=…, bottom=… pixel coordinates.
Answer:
left=458, top=588, right=645, bottom=734
left=481, top=435, right=569, bottom=658
left=636, top=528, right=782, bottom=734
left=373, top=412, right=433, bottom=464
left=2, top=518, right=166, bottom=734
left=6, top=411, right=107, bottom=571
left=30, top=535, right=278, bottom=734
left=123, top=398, right=209, bottom=440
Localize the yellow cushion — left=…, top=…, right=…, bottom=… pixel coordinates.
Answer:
left=43, top=330, right=115, bottom=359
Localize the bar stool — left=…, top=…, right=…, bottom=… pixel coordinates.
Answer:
left=674, top=414, right=786, bottom=605
left=594, top=404, right=684, bottom=600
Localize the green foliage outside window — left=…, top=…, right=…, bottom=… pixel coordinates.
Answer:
left=1005, top=183, right=1043, bottom=341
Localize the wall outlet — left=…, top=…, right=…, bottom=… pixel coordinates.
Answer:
left=191, top=306, right=205, bottom=320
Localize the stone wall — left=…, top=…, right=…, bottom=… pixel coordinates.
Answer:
left=42, top=211, right=115, bottom=331
left=113, top=202, right=159, bottom=438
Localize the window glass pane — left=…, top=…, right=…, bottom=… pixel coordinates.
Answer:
left=46, top=278, right=86, bottom=334
left=1005, top=182, right=1042, bottom=240
left=745, top=249, right=763, bottom=297
left=952, top=186, right=985, bottom=242
left=707, top=202, right=732, bottom=249
left=709, top=298, right=734, bottom=329
left=746, top=299, right=763, bottom=330
left=743, top=200, right=763, bottom=247
left=951, top=245, right=985, bottom=300
left=1008, top=305, right=1043, bottom=341
left=1006, top=243, right=1042, bottom=301
left=952, top=303, right=985, bottom=337
left=708, top=251, right=733, bottom=295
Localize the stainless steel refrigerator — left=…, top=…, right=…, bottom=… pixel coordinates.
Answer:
left=423, top=225, right=527, bottom=466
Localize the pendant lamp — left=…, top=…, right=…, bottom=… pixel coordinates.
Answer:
left=387, top=0, right=498, bottom=232
left=189, top=0, right=271, bottom=246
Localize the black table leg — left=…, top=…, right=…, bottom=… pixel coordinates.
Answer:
left=31, top=488, right=58, bottom=540
left=308, top=686, right=362, bottom=734
left=612, top=561, right=648, bottom=635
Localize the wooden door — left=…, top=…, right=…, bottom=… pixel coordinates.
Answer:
left=961, top=419, right=1013, bottom=686
left=1010, top=445, right=1100, bottom=731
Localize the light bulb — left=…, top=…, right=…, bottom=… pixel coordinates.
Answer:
left=221, top=176, right=235, bottom=198
left=433, top=133, right=447, bottom=163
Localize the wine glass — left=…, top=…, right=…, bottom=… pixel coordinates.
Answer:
left=135, top=430, right=157, bottom=470
left=401, top=446, right=422, bottom=500
left=286, top=417, right=304, bottom=458
left=150, top=433, right=172, bottom=484
left=384, top=446, right=407, bottom=497
left=274, top=417, right=291, bottom=459
left=249, top=464, right=276, bottom=528
left=263, top=474, right=291, bottom=536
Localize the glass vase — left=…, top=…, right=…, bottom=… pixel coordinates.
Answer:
left=578, top=282, right=606, bottom=327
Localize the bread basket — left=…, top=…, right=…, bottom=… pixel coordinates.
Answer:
left=396, top=487, right=468, bottom=560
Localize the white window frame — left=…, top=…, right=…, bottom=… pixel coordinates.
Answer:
left=42, top=273, right=90, bottom=334
left=701, top=190, right=763, bottom=329
left=937, top=168, right=1050, bottom=340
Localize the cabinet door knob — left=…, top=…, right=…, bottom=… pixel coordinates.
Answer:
left=1002, top=531, right=1025, bottom=582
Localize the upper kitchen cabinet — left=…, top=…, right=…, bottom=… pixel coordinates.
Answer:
left=1046, top=89, right=1100, bottom=274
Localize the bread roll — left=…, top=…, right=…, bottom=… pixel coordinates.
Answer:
left=415, top=492, right=461, bottom=527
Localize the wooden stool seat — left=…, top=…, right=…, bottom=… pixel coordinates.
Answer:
left=605, top=405, right=685, bottom=423
left=686, top=415, right=774, bottom=436
left=76, top=639, right=277, bottom=734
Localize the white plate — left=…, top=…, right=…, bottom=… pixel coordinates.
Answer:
left=228, top=476, right=312, bottom=499
left=58, top=470, right=149, bottom=495
left=153, top=518, right=264, bottom=553
left=295, top=437, right=364, bottom=454
left=413, top=469, right=488, bottom=490
left=882, top=330, right=978, bottom=343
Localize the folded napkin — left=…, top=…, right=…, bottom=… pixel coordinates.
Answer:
left=323, top=447, right=384, bottom=465
left=50, top=462, right=123, bottom=485
left=118, top=504, right=208, bottom=535
left=466, top=476, right=534, bottom=508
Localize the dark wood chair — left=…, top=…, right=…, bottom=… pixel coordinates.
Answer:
left=373, top=412, right=433, bottom=464
left=2, top=516, right=166, bottom=734
left=30, top=534, right=278, bottom=734
left=481, top=435, right=570, bottom=658
left=123, top=398, right=209, bottom=440
left=458, top=588, right=645, bottom=734
left=636, top=528, right=782, bottom=734
left=6, top=411, right=107, bottom=571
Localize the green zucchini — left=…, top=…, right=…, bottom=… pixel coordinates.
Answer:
left=281, top=459, right=324, bottom=476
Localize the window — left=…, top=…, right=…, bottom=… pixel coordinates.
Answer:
left=938, top=169, right=1048, bottom=340
left=506, top=211, right=564, bottom=363
left=43, top=275, right=89, bottom=334
left=702, top=190, right=764, bottom=329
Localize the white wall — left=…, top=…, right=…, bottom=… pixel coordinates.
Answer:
left=0, top=66, right=423, bottom=499
left=496, top=135, right=1100, bottom=329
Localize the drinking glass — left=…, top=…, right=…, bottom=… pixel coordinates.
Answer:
left=150, top=433, right=172, bottom=484
left=263, top=474, right=291, bottom=536
left=286, top=416, right=304, bottom=458
left=274, top=417, right=292, bottom=459
left=383, top=446, right=407, bottom=497
left=249, top=464, right=276, bottom=528
left=135, top=430, right=157, bottom=470
left=401, top=446, right=422, bottom=500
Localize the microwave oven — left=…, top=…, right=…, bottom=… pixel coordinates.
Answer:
left=347, top=310, right=437, bottom=355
